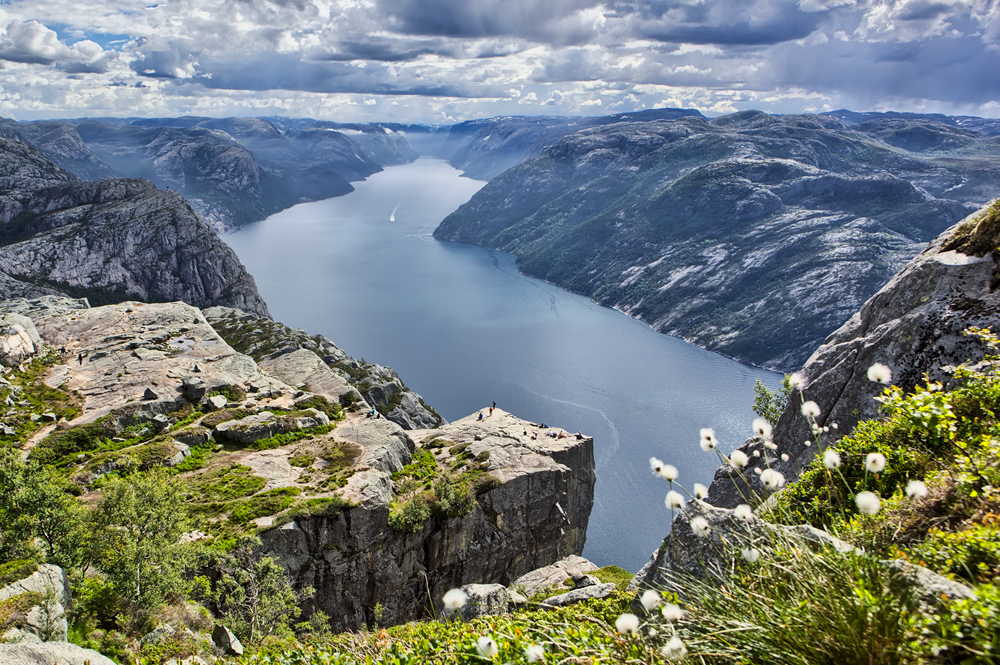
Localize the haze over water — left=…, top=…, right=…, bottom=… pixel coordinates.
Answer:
left=224, top=157, right=782, bottom=572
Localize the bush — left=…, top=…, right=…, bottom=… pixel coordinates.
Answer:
left=430, top=475, right=475, bottom=519
left=388, top=496, right=430, bottom=533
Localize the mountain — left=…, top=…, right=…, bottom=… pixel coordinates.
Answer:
left=434, top=111, right=1000, bottom=371
left=0, top=136, right=268, bottom=316
left=0, top=116, right=420, bottom=232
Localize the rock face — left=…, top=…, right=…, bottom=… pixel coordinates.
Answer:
left=0, top=643, right=117, bottom=665
left=708, top=200, right=1000, bottom=508
left=0, top=138, right=269, bottom=317
left=261, top=410, right=595, bottom=632
left=0, top=564, right=72, bottom=643
left=434, top=111, right=998, bottom=370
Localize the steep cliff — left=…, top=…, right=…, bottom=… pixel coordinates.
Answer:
left=435, top=111, right=996, bottom=370
left=0, top=138, right=269, bottom=316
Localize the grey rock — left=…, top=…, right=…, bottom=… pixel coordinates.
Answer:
left=141, top=623, right=176, bottom=646
left=0, top=322, right=36, bottom=368
left=573, top=574, right=601, bottom=589
left=211, top=624, right=243, bottom=656
left=443, top=584, right=509, bottom=621
left=173, top=427, right=211, bottom=447
left=511, top=555, right=599, bottom=599
left=166, top=442, right=191, bottom=467
left=540, top=583, right=616, bottom=609
left=151, top=413, right=171, bottom=430
left=0, top=564, right=71, bottom=643
left=143, top=387, right=158, bottom=400
left=207, top=394, right=228, bottom=410
left=0, top=643, right=116, bottom=665
left=508, top=590, right=528, bottom=605
left=40, top=413, right=56, bottom=422
left=883, top=559, right=978, bottom=607
left=215, top=411, right=282, bottom=444
left=183, top=376, right=207, bottom=401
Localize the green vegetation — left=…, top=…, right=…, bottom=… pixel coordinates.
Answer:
left=752, top=375, right=791, bottom=427
left=247, top=424, right=335, bottom=452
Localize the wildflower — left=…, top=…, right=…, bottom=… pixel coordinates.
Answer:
left=659, top=464, right=679, bottom=482
left=906, top=480, right=928, bottom=499
left=753, top=450, right=761, bottom=457
left=760, top=468, right=786, bottom=490
left=803, top=439, right=812, bottom=447
left=615, top=613, right=640, bottom=635
left=754, top=467, right=762, bottom=474
left=693, top=483, right=709, bottom=500
left=526, top=645, right=544, bottom=662
left=764, top=441, right=778, bottom=451
left=734, top=504, right=753, bottom=521
left=443, top=588, right=467, bottom=611
left=824, top=449, right=841, bottom=469
left=801, top=400, right=821, bottom=418
left=781, top=453, right=789, bottom=462
left=752, top=418, right=772, bottom=440
left=865, top=452, right=886, bottom=473
left=477, top=636, right=499, bottom=658
left=662, top=636, right=687, bottom=659
left=831, top=422, right=838, bottom=430
left=690, top=516, right=711, bottom=538
left=649, top=457, right=665, bottom=475
left=665, top=490, right=685, bottom=509
left=699, top=428, right=717, bottom=451
left=789, top=372, right=808, bottom=390
left=640, top=589, right=661, bottom=612
left=729, top=450, right=749, bottom=469
left=661, top=603, right=685, bottom=622
left=867, top=362, right=892, bottom=384
left=741, top=547, right=761, bottom=563
left=855, top=491, right=881, bottom=515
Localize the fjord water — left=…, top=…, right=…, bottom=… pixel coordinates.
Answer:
left=224, top=158, right=781, bottom=572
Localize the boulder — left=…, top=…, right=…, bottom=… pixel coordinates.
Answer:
left=183, top=376, right=207, bottom=402
left=883, top=559, right=978, bottom=608
left=215, top=411, right=288, bottom=445
left=444, top=584, right=510, bottom=621
left=166, top=442, right=191, bottom=467
left=141, top=623, right=176, bottom=646
left=207, top=394, right=227, bottom=410
left=143, top=387, right=159, bottom=401
left=540, top=583, right=616, bottom=609
left=211, top=624, right=243, bottom=656
left=0, top=323, right=35, bottom=367
left=0, top=564, right=71, bottom=642
left=0, top=643, right=116, bottom=665
left=511, top=555, right=599, bottom=599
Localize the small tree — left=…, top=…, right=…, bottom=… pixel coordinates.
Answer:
left=753, top=375, right=792, bottom=427
left=213, top=535, right=312, bottom=645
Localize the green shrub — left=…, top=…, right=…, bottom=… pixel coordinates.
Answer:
left=388, top=496, right=430, bottom=533
left=430, top=475, right=475, bottom=519
left=0, top=559, right=38, bottom=587
left=391, top=448, right=437, bottom=483
left=902, top=522, right=1000, bottom=584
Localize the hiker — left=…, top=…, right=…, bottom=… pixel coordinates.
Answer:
left=489, top=406, right=494, bottom=416
left=477, top=412, right=484, bottom=421
left=492, top=400, right=496, bottom=409
left=77, top=353, right=83, bottom=365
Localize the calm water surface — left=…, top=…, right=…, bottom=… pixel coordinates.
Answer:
left=224, top=158, right=781, bottom=572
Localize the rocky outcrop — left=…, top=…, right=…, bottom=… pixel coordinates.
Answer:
left=0, top=643, right=116, bottom=665
left=708, top=200, right=1000, bottom=508
left=434, top=111, right=997, bottom=370
left=0, top=564, right=71, bottom=644
left=261, top=410, right=595, bottom=632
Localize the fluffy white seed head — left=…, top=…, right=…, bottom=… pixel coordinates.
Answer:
left=741, top=547, right=761, bottom=563
left=526, top=644, right=544, bottom=662
left=662, top=636, right=688, bottom=659
left=665, top=490, right=685, bottom=509
left=760, top=468, right=786, bottom=490
left=693, top=482, right=709, bottom=500
left=734, top=504, right=753, bottom=521
left=729, top=450, right=749, bottom=469
left=659, top=464, right=679, bottom=481
left=865, top=452, right=886, bottom=473
left=803, top=439, right=812, bottom=447
left=752, top=418, right=773, bottom=441
left=781, top=453, right=789, bottom=462
left=765, top=441, right=778, bottom=451
left=690, top=516, right=711, bottom=538
left=753, top=450, right=761, bottom=458
left=855, top=491, right=881, bottom=515
left=443, top=588, right=467, bottom=611
left=615, top=613, right=640, bottom=635
left=801, top=400, right=821, bottom=418
left=640, top=589, right=662, bottom=612
left=867, top=362, right=893, bottom=384
left=661, top=603, right=685, bottom=622
left=477, top=636, right=499, bottom=658
left=699, top=428, right=717, bottom=451
left=824, top=449, right=842, bottom=469
left=906, top=480, right=928, bottom=499
left=649, top=457, right=664, bottom=475
left=789, top=372, right=808, bottom=390
left=754, top=467, right=762, bottom=475
left=831, top=422, right=838, bottom=430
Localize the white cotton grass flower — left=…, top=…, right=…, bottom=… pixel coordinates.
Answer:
left=741, top=547, right=761, bottom=563
left=803, top=439, right=813, bottom=447
left=906, top=479, right=928, bottom=499
left=781, top=453, right=790, bottom=462
left=734, top=504, right=753, bottom=521
left=729, top=450, right=749, bottom=469
left=752, top=418, right=773, bottom=441
left=824, top=449, right=842, bottom=469
left=526, top=644, right=544, bottom=662
left=666, top=490, right=685, bottom=509
left=764, top=441, right=778, bottom=451
left=615, top=613, right=640, bottom=635
left=760, top=468, right=786, bottom=490
left=867, top=362, right=893, bottom=384
left=754, top=467, right=762, bottom=475
left=650, top=457, right=665, bottom=475
left=801, top=400, right=821, bottom=418
left=855, top=491, right=881, bottom=515
left=690, top=516, right=711, bottom=538
left=865, top=452, right=886, bottom=473
left=662, top=636, right=688, bottom=659
left=640, top=589, right=662, bottom=612
left=699, top=428, right=718, bottom=451
left=753, top=450, right=761, bottom=457
left=443, top=588, right=467, bottom=611
left=477, top=635, right=499, bottom=658
left=661, top=603, right=685, bottom=622
left=659, top=464, right=679, bottom=481
left=789, top=372, right=808, bottom=390
left=693, top=483, right=709, bottom=500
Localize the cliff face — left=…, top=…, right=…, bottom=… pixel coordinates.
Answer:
left=0, top=138, right=269, bottom=317
left=435, top=111, right=997, bottom=370
left=708, top=199, right=1000, bottom=508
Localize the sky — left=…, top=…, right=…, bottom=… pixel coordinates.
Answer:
left=0, top=0, right=998, bottom=124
